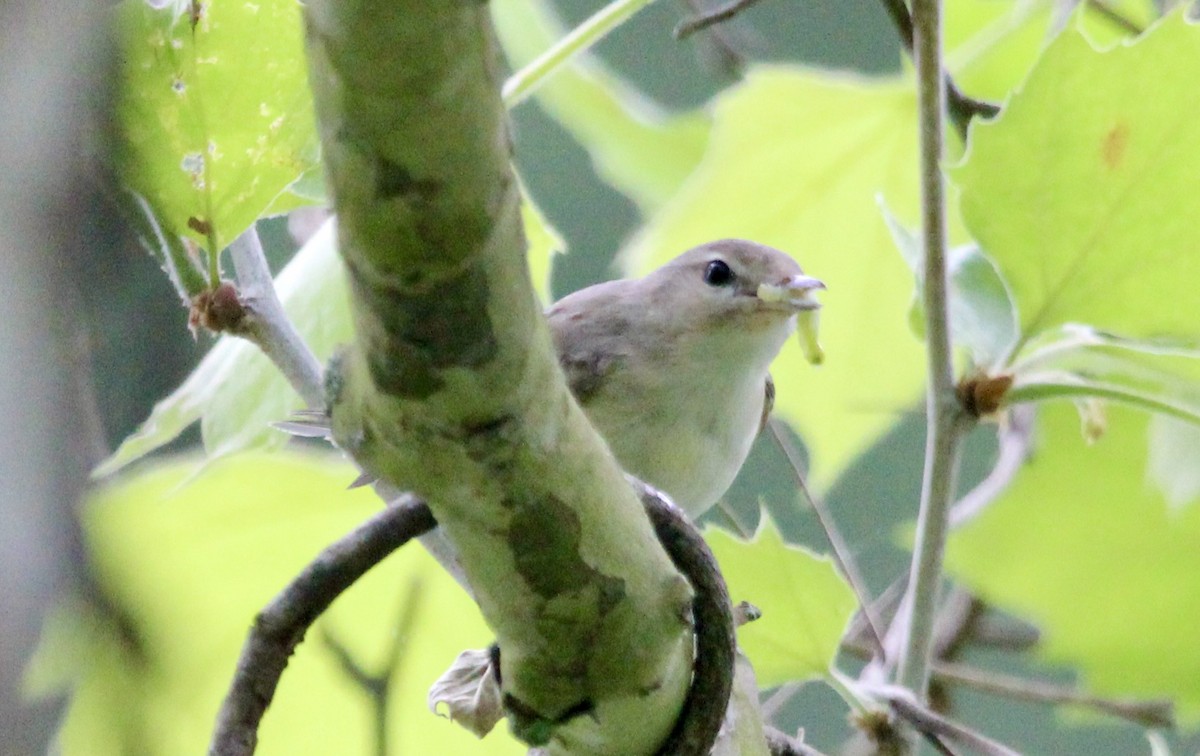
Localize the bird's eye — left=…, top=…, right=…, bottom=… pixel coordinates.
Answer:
left=703, top=260, right=735, bottom=287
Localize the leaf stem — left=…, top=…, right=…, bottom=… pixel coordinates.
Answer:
left=933, top=660, right=1174, bottom=729
left=767, top=419, right=886, bottom=660
left=895, top=0, right=973, bottom=699
left=502, top=0, right=659, bottom=108
left=1007, top=376, right=1200, bottom=427
left=948, top=405, right=1034, bottom=528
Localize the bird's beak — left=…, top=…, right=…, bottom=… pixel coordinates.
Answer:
left=756, top=274, right=826, bottom=311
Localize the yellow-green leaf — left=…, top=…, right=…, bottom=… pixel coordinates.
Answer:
left=707, top=517, right=856, bottom=688
left=955, top=11, right=1200, bottom=353
left=41, top=452, right=523, bottom=755
left=116, top=0, right=319, bottom=252
left=946, top=403, right=1200, bottom=716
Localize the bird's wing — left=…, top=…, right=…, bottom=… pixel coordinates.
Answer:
left=547, top=288, right=630, bottom=404
left=557, top=346, right=622, bottom=404
left=759, top=374, right=775, bottom=435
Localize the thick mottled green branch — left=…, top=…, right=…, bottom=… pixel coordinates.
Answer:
left=301, top=3, right=696, bottom=752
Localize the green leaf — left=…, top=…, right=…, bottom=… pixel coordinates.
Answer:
left=706, top=517, right=856, bottom=688
left=881, top=201, right=1018, bottom=369
left=491, top=0, right=710, bottom=211
left=116, top=0, right=319, bottom=254
left=520, top=177, right=567, bottom=304
left=94, top=219, right=351, bottom=477
left=954, top=11, right=1200, bottom=353
left=621, top=67, right=932, bottom=486
left=98, top=180, right=561, bottom=477
left=43, top=452, right=523, bottom=755
left=946, top=403, right=1200, bottom=715
left=1009, top=327, right=1200, bottom=426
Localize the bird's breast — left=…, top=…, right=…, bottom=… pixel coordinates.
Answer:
left=582, top=361, right=768, bottom=518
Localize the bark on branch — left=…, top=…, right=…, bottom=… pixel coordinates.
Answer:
left=302, top=3, right=700, bottom=752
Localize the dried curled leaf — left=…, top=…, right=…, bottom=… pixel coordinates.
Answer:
left=428, top=647, right=504, bottom=739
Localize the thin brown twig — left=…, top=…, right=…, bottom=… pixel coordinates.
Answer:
left=767, top=419, right=887, bottom=661
left=871, top=684, right=1021, bottom=756
left=633, top=480, right=737, bottom=755
left=209, top=481, right=740, bottom=756
left=934, top=660, right=1175, bottom=730
left=677, top=0, right=750, bottom=77
left=877, top=0, right=1000, bottom=139
left=844, top=636, right=1173, bottom=731
left=319, top=577, right=425, bottom=756
left=674, top=0, right=767, bottom=39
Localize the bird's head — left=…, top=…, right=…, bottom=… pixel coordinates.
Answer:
left=646, top=238, right=824, bottom=329
left=637, top=239, right=826, bottom=369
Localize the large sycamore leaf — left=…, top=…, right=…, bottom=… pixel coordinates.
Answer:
left=32, top=452, right=522, bottom=755
left=946, top=403, right=1200, bottom=716
left=621, top=67, right=930, bottom=486
left=116, top=0, right=318, bottom=251
left=954, top=11, right=1200, bottom=354
left=706, top=517, right=856, bottom=688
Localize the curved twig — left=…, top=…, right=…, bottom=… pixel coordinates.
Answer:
left=767, top=418, right=887, bottom=660
left=634, top=481, right=737, bottom=755
left=209, top=481, right=737, bottom=756
left=949, top=405, right=1034, bottom=529
left=208, top=496, right=436, bottom=756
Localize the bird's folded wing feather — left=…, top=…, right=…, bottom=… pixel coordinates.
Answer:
left=547, top=291, right=632, bottom=404
left=558, top=350, right=617, bottom=403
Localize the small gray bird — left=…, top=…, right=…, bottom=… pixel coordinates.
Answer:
left=548, top=239, right=824, bottom=519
